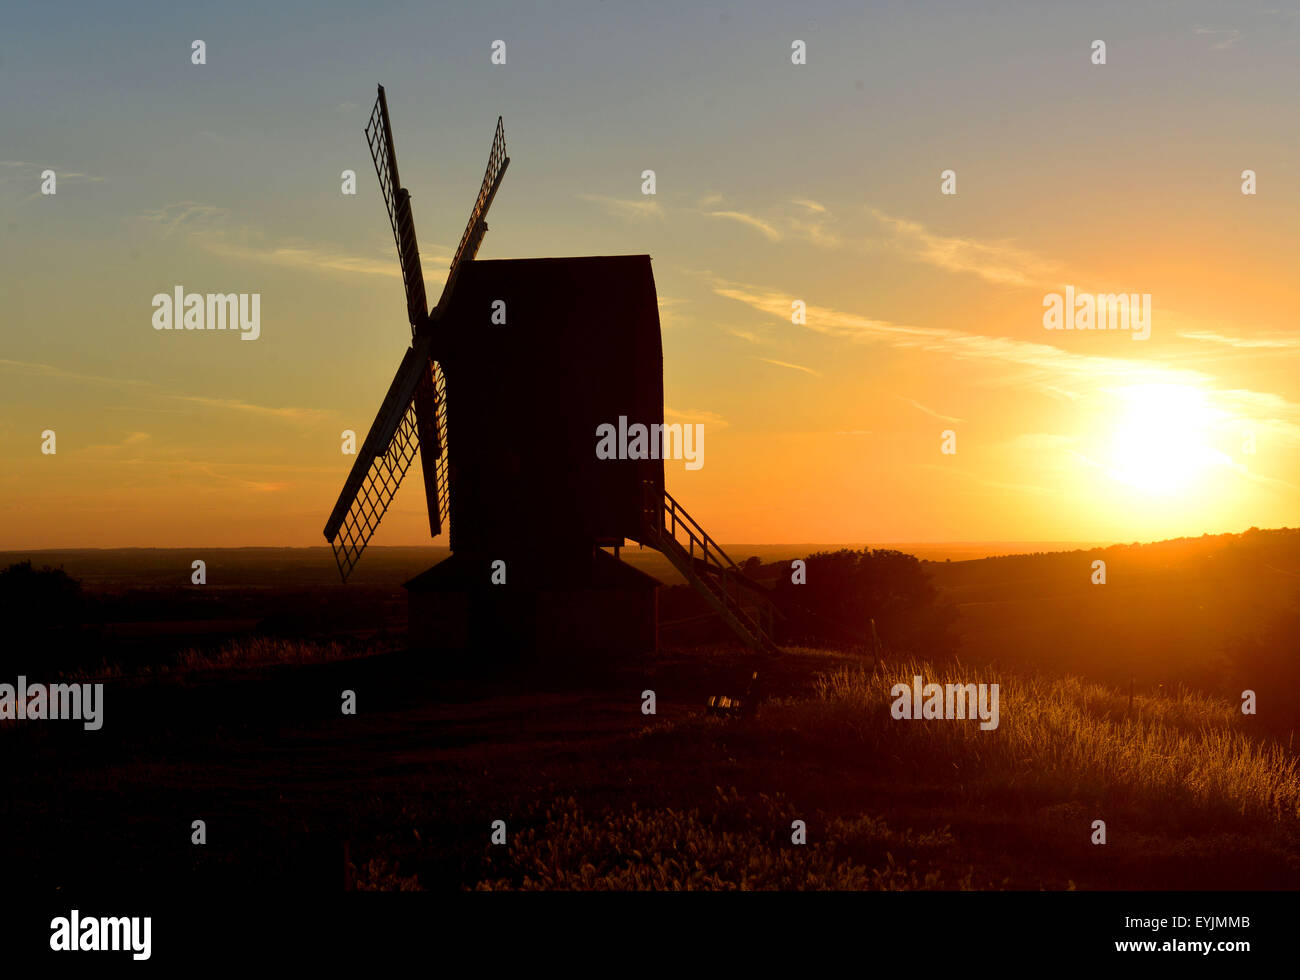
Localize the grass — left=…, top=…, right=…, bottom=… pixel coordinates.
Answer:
left=474, top=789, right=976, bottom=891
left=59, top=636, right=384, bottom=681
left=458, top=652, right=1300, bottom=889
left=782, top=658, right=1300, bottom=824
left=14, top=637, right=1299, bottom=889
left=326, top=649, right=1300, bottom=890
left=174, top=636, right=362, bottom=671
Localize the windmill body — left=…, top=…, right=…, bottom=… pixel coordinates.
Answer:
left=437, top=256, right=664, bottom=560
left=414, top=255, right=666, bottom=654
left=326, top=86, right=780, bottom=657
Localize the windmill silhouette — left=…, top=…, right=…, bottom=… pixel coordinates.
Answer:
left=325, top=85, right=779, bottom=656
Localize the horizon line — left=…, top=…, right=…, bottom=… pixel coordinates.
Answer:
left=2, top=527, right=1293, bottom=555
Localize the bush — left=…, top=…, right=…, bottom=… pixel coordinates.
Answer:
left=0, top=561, right=88, bottom=674
left=772, top=548, right=959, bottom=655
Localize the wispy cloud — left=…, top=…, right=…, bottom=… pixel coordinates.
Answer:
left=867, top=209, right=1066, bottom=288
left=1194, top=26, right=1243, bottom=50
left=707, top=275, right=1300, bottom=441
left=666, top=406, right=728, bottom=429
left=897, top=396, right=964, bottom=424
left=200, top=240, right=403, bottom=279
left=166, top=460, right=291, bottom=493
left=577, top=193, right=665, bottom=222
left=704, top=209, right=781, bottom=241
left=138, top=201, right=417, bottom=279
left=655, top=294, right=689, bottom=328
left=0, top=358, right=332, bottom=423
left=0, top=161, right=107, bottom=201
left=696, top=202, right=1062, bottom=282
left=700, top=198, right=838, bottom=247
left=795, top=226, right=840, bottom=248
left=788, top=209, right=840, bottom=247
left=140, top=201, right=227, bottom=234
left=756, top=356, right=820, bottom=376
left=723, top=326, right=766, bottom=345
left=83, top=432, right=152, bottom=454
left=0, top=359, right=152, bottom=390
left=0, top=161, right=106, bottom=184
left=170, top=394, right=329, bottom=422
left=1179, top=329, right=1300, bottom=350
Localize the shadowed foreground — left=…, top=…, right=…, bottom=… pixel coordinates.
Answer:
left=4, top=641, right=1298, bottom=891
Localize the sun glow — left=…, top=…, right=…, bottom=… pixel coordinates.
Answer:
left=1105, top=384, right=1231, bottom=495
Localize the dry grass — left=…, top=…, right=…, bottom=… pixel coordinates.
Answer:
left=475, top=788, right=975, bottom=890
left=60, top=636, right=381, bottom=681
left=174, top=637, right=360, bottom=671
left=782, top=658, right=1300, bottom=822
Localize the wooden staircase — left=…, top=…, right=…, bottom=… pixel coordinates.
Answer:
left=641, top=484, right=782, bottom=654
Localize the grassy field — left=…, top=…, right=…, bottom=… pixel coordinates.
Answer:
left=458, top=651, right=1300, bottom=891
left=6, top=531, right=1299, bottom=891
left=10, top=637, right=1296, bottom=891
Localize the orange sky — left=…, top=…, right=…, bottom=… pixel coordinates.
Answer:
left=3, top=3, right=1299, bottom=549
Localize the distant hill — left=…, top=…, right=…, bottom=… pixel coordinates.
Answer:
left=922, top=527, right=1300, bottom=701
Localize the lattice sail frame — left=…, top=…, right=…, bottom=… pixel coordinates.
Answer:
left=431, top=359, right=451, bottom=527
left=453, top=117, right=507, bottom=269
left=325, top=92, right=506, bottom=581
left=366, top=87, right=427, bottom=330
left=329, top=400, right=421, bottom=580
left=325, top=354, right=450, bottom=580
left=434, top=116, right=509, bottom=314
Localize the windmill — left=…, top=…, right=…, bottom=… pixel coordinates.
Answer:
left=325, top=85, right=780, bottom=657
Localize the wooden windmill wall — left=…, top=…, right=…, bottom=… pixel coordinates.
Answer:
left=407, top=254, right=665, bottom=655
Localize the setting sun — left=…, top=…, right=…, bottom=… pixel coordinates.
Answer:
left=1104, top=384, right=1232, bottom=495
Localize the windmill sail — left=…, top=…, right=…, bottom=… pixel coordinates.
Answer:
left=433, top=116, right=509, bottom=316
left=327, top=92, right=509, bottom=582
left=413, top=358, right=447, bottom=538
left=366, top=86, right=428, bottom=329
left=324, top=334, right=434, bottom=579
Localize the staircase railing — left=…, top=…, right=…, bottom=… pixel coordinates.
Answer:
left=641, top=482, right=781, bottom=653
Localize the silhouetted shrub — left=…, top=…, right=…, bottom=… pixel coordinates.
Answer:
left=0, top=561, right=87, bottom=673
left=772, top=548, right=959, bottom=655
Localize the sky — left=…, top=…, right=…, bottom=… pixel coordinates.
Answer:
left=2, top=0, right=1299, bottom=549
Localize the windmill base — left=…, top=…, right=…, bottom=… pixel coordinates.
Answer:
left=404, top=549, right=659, bottom=657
